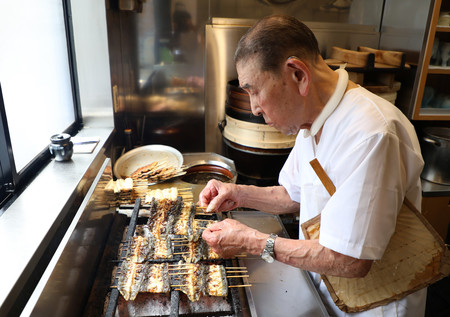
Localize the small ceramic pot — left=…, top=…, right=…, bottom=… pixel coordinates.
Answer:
left=49, top=133, right=73, bottom=161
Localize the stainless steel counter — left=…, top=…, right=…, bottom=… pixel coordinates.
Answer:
left=0, top=116, right=114, bottom=316
left=230, top=211, right=329, bottom=317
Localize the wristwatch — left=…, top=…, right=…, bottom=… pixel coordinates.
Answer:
left=260, top=233, right=278, bottom=263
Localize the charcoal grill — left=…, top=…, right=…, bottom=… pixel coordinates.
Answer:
left=22, top=157, right=328, bottom=317
left=101, top=199, right=245, bottom=317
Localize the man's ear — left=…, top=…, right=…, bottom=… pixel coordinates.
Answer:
left=285, top=57, right=310, bottom=96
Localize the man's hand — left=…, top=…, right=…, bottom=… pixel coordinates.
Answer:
left=199, top=179, right=240, bottom=213
left=201, top=219, right=267, bottom=258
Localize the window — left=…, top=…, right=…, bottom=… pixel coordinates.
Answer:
left=0, top=0, right=81, bottom=208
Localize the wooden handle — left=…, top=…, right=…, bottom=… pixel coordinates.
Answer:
left=309, top=159, right=336, bottom=196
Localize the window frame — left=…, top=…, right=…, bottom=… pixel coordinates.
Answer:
left=0, top=0, right=82, bottom=210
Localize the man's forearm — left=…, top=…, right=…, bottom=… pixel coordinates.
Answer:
left=274, top=238, right=372, bottom=278
left=237, top=184, right=299, bottom=214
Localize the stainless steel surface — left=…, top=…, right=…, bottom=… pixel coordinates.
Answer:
left=205, top=18, right=379, bottom=154
left=106, top=0, right=386, bottom=154
left=179, top=152, right=237, bottom=199
left=106, top=0, right=207, bottom=153
left=230, top=210, right=328, bottom=317
left=0, top=120, right=114, bottom=316
left=209, top=0, right=384, bottom=27
left=421, top=178, right=450, bottom=197
left=22, top=159, right=115, bottom=317
left=420, top=127, right=450, bottom=185
left=379, top=0, right=433, bottom=117
left=182, top=154, right=238, bottom=184
left=205, top=20, right=251, bottom=154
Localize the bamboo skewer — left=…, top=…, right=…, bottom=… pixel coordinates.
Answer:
left=168, top=264, right=188, bottom=266
left=228, top=284, right=252, bottom=288
left=226, top=275, right=249, bottom=278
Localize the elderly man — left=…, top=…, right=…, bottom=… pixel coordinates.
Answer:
left=200, top=15, right=427, bottom=316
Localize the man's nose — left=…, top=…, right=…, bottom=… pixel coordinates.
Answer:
left=249, top=97, right=262, bottom=117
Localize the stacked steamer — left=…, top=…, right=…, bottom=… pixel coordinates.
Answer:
left=222, top=79, right=296, bottom=183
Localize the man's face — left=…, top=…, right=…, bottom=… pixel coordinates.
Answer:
left=237, top=58, right=300, bottom=135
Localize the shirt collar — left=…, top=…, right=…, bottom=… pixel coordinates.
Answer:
left=303, top=68, right=349, bottom=138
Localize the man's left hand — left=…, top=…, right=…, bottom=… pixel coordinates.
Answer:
left=201, top=219, right=267, bottom=258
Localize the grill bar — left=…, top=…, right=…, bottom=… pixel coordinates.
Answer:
left=105, top=198, right=141, bottom=317
left=170, top=290, right=180, bottom=317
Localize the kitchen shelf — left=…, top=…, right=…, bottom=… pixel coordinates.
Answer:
left=436, top=26, right=450, bottom=32
left=412, top=0, right=450, bottom=120
left=428, top=65, right=450, bottom=73
left=419, top=108, right=450, bottom=117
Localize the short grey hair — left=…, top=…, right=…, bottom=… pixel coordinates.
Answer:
left=234, top=15, right=320, bottom=73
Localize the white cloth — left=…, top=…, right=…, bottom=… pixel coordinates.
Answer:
left=279, top=86, right=426, bottom=317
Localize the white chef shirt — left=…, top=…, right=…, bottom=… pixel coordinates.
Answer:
left=279, top=86, right=426, bottom=316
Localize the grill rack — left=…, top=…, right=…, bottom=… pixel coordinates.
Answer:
left=105, top=199, right=244, bottom=317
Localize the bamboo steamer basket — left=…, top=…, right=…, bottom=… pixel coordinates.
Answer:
left=222, top=80, right=294, bottom=182
left=302, top=159, right=450, bottom=313
left=222, top=115, right=296, bottom=149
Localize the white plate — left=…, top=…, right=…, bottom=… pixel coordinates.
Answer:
left=113, top=145, right=183, bottom=179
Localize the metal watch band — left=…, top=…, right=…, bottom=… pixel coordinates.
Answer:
left=265, top=233, right=277, bottom=258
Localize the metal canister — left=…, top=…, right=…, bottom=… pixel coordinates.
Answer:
left=420, top=127, right=450, bottom=185
left=49, top=133, right=73, bottom=161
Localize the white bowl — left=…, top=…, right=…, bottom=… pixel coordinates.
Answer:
left=113, top=144, right=183, bottom=179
